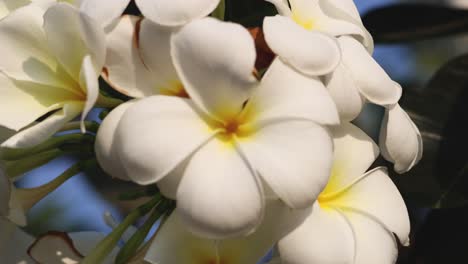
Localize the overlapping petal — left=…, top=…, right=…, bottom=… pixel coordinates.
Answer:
left=0, top=4, right=64, bottom=86
left=146, top=200, right=309, bottom=264
left=115, top=96, right=217, bottom=185
left=95, top=101, right=136, bottom=181
left=176, top=138, right=263, bottom=239
left=43, top=3, right=106, bottom=80
left=277, top=203, right=355, bottom=263
left=326, top=167, right=410, bottom=245
left=322, top=123, right=379, bottom=195
left=380, top=104, right=423, bottom=174
left=103, top=16, right=156, bottom=98
left=338, top=36, right=402, bottom=105
left=247, top=58, right=339, bottom=125
left=135, top=0, right=219, bottom=26
left=139, top=18, right=181, bottom=96
left=79, top=0, right=131, bottom=30
left=2, top=102, right=84, bottom=148
left=326, top=63, right=365, bottom=121
left=319, top=0, right=374, bottom=51
left=239, top=120, right=333, bottom=209
left=171, top=17, right=257, bottom=120
left=0, top=73, right=78, bottom=131
left=263, top=15, right=341, bottom=76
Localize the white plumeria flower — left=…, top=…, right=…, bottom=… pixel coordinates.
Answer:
left=327, top=37, right=422, bottom=173
left=263, top=0, right=375, bottom=77
left=264, top=0, right=423, bottom=173
left=111, top=18, right=339, bottom=239
left=274, top=123, right=410, bottom=264
left=0, top=2, right=106, bottom=148
left=144, top=200, right=309, bottom=264
left=0, top=0, right=131, bottom=29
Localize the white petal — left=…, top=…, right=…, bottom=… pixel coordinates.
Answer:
left=264, top=0, right=291, bottom=16
left=326, top=63, right=365, bottom=121
left=0, top=4, right=68, bottom=87
left=103, top=16, right=156, bottom=98
left=135, top=0, right=219, bottom=26
left=239, top=120, right=333, bottom=209
left=277, top=203, right=355, bottom=263
left=347, top=211, right=399, bottom=264
left=139, top=18, right=180, bottom=96
left=0, top=170, right=10, bottom=216
left=263, top=15, right=341, bottom=76
left=380, top=104, right=423, bottom=174
left=2, top=102, right=84, bottom=148
left=339, top=36, right=402, bottom=105
left=171, top=17, right=257, bottom=120
left=80, top=0, right=130, bottom=29
left=247, top=58, right=339, bottom=126
left=43, top=3, right=106, bottom=80
left=321, top=123, right=379, bottom=196
left=0, top=73, right=80, bottom=131
left=328, top=167, right=410, bottom=245
left=218, top=200, right=311, bottom=263
left=146, top=200, right=308, bottom=264
left=95, top=101, right=136, bottom=181
left=0, top=219, right=34, bottom=263
left=115, top=96, right=216, bottom=185
left=0, top=0, right=31, bottom=19
left=79, top=55, right=99, bottom=132
left=176, top=138, right=263, bottom=239
left=319, top=0, right=374, bottom=52
left=289, top=0, right=364, bottom=38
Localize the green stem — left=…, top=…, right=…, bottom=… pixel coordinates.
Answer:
left=212, top=0, right=226, bottom=20
left=15, top=160, right=92, bottom=211
left=5, top=149, right=64, bottom=179
left=118, top=185, right=160, bottom=201
left=96, top=93, right=124, bottom=109
left=1, top=134, right=94, bottom=161
left=115, top=200, right=173, bottom=264
left=81, top=194, right=163, bottom=264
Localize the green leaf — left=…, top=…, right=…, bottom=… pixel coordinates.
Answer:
left=362, top=4, right=468, bottom=43
left=388, top=54, right=468, bottom=208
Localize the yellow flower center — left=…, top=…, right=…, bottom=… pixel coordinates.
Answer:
left=292, top=12, right=315, bottom=30
left=160, top=81, right=189, bottom=98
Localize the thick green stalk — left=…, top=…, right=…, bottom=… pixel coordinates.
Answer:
left=81, top=194, right=163, bottom=264
left=1, top=134, right=93, bottom=161
left=115, top=200, right=173, bottom=264
left=5, top=149, right=63, bottom=179
left=15, top=161, right=88, bottom=211
left=96, top=93, right=124, bottom=109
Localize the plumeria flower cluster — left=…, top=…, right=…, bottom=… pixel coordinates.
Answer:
left=0, top=0, right=422, bottom=263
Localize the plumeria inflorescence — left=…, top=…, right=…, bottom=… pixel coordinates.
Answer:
left=0, top=0, right=422, bottom=263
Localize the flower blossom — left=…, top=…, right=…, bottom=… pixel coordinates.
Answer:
left=108, top=17, right=339, bottom=239
left=264, top=0, right=422, bottom=173
left=0, top=2, right=106, bottom=148
left=273, top=123, right=410, bottom=263
left=96, top=0, right=220, bottom=180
